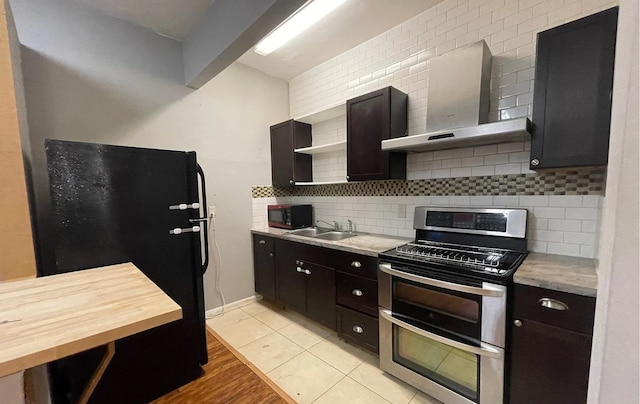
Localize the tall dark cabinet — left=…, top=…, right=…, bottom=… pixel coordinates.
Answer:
left=530, top=7, right=618, bottom=169
left=346, top=86, right=407, bottom=181
left=270, top=119, right=312, bottom=186
left=252, top=234, right=276, bottom=300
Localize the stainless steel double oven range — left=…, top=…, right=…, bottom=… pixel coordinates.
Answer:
left=378, top=207, right=528, bottom=404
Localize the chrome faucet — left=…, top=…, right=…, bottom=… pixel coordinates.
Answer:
left=347, top=219, right=354, bottom=233
left=317, top=219, right=339, bottom=231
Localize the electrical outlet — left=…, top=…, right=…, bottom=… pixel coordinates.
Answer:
left=397, top=204, right=406, bottom=219
left=209, top=205, right=216, bottom=218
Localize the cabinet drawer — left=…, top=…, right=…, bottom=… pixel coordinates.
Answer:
left=513, top=284, right=596, bottom=335
left=336, top=272, right=378, bottom=317
left=336, top=306, right=379, bottom=353
left=333, top=250, right=378, bottom=280
left=253, top=234, right=274, bottom=252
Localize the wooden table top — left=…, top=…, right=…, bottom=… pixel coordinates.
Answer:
left=0, top=262, right=182, bottom=377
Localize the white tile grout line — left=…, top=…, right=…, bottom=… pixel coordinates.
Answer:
left=207, top=301, right=421, bottom=404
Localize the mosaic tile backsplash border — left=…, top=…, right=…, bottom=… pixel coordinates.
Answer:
left=252, top=169, right=606, bottom=198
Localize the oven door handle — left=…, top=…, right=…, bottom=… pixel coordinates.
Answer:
left=378, top=263, right=504, bottom=297
left=379, top=309, right=502, bottom=359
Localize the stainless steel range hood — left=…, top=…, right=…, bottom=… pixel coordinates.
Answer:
left=382, top=40, right=532, bottom=153
left=382, top=118, right=532, bottom=152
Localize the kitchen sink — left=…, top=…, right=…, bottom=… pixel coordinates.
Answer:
left=312, top=231, right=358, bottom=241
left=288, top=227, right=331, bottom=237
left=287, top=227, right=358, bottom=241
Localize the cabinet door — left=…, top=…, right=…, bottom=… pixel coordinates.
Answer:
left=270, top=121, right=295, bottom=186
left=509, top=319, right=592, bottom=404
left=270, top=120, right=312, bottom=186
left=347, top=87, right=407, bottom=181
left=252, top=235, right=275, bottom=300
left=274, top=239, right=306, bottom=313
left=347, top=89, right=391, bottom=181
left=305, top=261, right=336, bottom=330
left=530, top=7, right=618, bottom=169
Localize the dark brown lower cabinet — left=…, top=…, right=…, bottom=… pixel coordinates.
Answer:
left=274, top=239, right=336, bottom=330
left=509, top=284, right=596, bottom=404
left=509, top=319, right=593, bottom=404
left=252, top=234, right=276, bottom=300
left=336, top=306, right=379, bottom=353
left=334, top=250, right=380, bottom=353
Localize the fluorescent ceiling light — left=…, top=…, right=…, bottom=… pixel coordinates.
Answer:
left=255, top=0, right=347, bottom=56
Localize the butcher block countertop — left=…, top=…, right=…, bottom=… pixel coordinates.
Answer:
left=514, top=252, right=598, bottom=297
left=0, top=262, right=182, bottom=378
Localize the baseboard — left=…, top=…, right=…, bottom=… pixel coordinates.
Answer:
left=205, top=295, right=263, bottom=318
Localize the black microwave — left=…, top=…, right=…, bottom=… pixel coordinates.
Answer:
left=267, top=204, right=313, bottom=229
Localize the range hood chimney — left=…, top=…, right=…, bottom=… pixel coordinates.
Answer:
left=382, top=40, right=531, bottom=153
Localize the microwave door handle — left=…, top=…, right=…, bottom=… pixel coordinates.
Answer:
left=378, top=263, right=503, bottom=298
left=379, top=309, right=502, bottom=359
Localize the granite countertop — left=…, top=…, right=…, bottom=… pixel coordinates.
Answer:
left=251, top=227, right=411, bottom=257
left=514, top=252, right=598, bottom=297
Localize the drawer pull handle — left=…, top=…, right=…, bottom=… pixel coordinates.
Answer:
left=269, top=252, right=274, bottom=257
left=296, top=260, right=304, bottom=265
left=352, top=289, right=363, bottom=297
left=296, top=267, right=304, bottom=273
left=513, top=319, right=522, bottom=327
left=351, top=261, right=361, bottom=268
left=352, top=326, right=364, bottom=334
left=259, top=240, right=266, bottom=244
left=538, top=298, right=569, bottom=311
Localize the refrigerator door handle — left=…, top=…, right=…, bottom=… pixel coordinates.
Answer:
left=197, top=164, right=209, bottom=274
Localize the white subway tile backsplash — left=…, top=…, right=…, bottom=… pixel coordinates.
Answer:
left=548, top=219, right=582, bottom=232
left=451, top=167, right=473, bottom=177
left=471, top=166, right=495, bottom=176
left=565, top=207, right=599, bottom=220
left=533, top=207, right=564, bottom=219
left=470, top=196, right=494, bottom=206
left=549, top=195, right=583, bottom=207
left=533, top=229, right=564, bottom=243
left=462, top=156, right=485, bottom=167
left=582, top=220, right=598, bottom=233
left=284, top=0, right=612, bottom=258
left=547, top=242, right=581, bottom=256
left=493, top=195, right=520, bottom=206
left=519, top=195, right=549, bottom=206
left=495, top=163, right=522, bottom=175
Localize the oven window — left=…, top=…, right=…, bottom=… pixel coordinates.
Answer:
left=394, top=325, right=479, bottom=401
left=392, top=278, right=482, bottom=339
left=395, top=282, right=479, bottom=323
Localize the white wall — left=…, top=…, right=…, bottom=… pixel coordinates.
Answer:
left=588, top=0, right=639, bottom=401
left=9, top=0, right=289, bottom=309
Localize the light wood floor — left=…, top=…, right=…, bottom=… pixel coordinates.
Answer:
left=152, top=330, right=292, bottom=404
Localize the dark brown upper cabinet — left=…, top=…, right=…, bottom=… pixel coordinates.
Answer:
left=530, top=7, right=618, bottom=170
left=270, top=119, right=312, bottom=186
left=346, top=87, right=408, bottom=181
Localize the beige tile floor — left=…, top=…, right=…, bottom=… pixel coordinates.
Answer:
left=206, top=300, right=443, bottom=404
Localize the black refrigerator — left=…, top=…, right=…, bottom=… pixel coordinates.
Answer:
left=36, top=140, right=209, bottom=403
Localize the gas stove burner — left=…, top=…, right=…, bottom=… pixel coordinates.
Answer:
left=395, top=242, right=511, bottom=274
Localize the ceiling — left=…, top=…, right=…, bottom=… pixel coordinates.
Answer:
left=71, top=0, right=215, bottom=40
left=71, top=0, right=442, bottom=81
